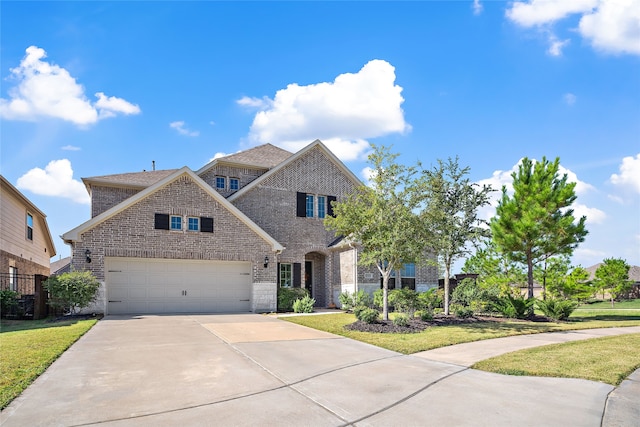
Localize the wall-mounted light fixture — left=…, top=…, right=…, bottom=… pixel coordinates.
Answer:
left=85, top=249, right=92, bottom=263
left=264, top=256, right=269, bottom=268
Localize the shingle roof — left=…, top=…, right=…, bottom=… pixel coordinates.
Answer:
left=83, top=169, right=179, bottom=188
left=585, top=263, right=640, bottom=282
left=51, top=257, right=71, bottom=275
left=217, top=144, right=293, bottom=168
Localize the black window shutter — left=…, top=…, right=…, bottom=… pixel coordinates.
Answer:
left=277, top=263, right=281, bottom=286
left=154, top=213, right=169, bottom=230
left=293, top=263, right=302, bottom=288
left=327, top=196, right=337, bottom=217
left=200, top=217, right=214, bottom=233
left=296, top=192, right=307, bottom=217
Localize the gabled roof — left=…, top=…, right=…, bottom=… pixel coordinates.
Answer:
left=1, top=175, right=57, bottom=257
left=586, top=263, right=640, bottom=282
left=63, top=167, right=284, bottom=252
left=51, top=256, right=71, bottom=275
left=228, top=140, right=362, bottom=202
left=197, top=144, right=293, bottom=175
left=83, top=169, right=179, bottom=191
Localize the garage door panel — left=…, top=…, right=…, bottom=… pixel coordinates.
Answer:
left=106, top=258, right=252, bottom=314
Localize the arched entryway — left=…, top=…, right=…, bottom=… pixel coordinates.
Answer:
left=304, top=252, right=327, bottom=307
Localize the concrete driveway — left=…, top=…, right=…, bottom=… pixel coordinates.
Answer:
left=0, top=314, right=623, bottom=426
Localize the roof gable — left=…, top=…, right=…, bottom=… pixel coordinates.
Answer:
left=83, top=169, right=179, bottom=192
left=228, top=139, right=362, bottom=202
left=197, top=144, right=293, bottom=176
left=63, top=167, right=284, bottom=251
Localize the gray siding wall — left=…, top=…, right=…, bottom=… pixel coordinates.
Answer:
left=72, top=175, right=277, bottom=313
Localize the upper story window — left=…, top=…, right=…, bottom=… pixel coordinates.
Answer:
left=187, top=217, right=199, bottom=231
left=306, top=195, right=314, bottom=218
left=317, top=196, right=326, bottom=219
left=26, top=213, right=33, bottom=240
left=229, top=178, right=240, bottom=191
left=215, top=176, right=226, bottom=190
left=170, top=215, right=182, bottom=231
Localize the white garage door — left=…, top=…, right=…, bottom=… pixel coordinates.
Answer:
left=106, top=257, right=252, bottom=314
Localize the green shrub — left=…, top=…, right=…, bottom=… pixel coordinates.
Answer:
left=490, top=294, right=535, bottom=319
left=339, top=290, right=372, bottom=312
left=451, top=279, right=495, bottom=313
left=0, top=289, right=19, bottom=317
left=536, top=298, right=579, bottom=321
left=45, top=271, right=100, bottom=315
left=393, top=313, right=410, bottom=326
left=417, top=309, right=433, bottom=321
left=277, top=287, right=308, bottom=312
left=356, top=308, right=380, bottom=324
left=292, top=295, right=316, bottom=313
left=418, top=288, right=443, bottom=310
left=373, top=289, right=395, bottom=311
left=389, top=288, right=421, bottom=316
left=451, top=304, right=474, bottom=319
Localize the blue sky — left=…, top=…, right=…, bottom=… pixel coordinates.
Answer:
left=1, top=1, right=639, bottom=271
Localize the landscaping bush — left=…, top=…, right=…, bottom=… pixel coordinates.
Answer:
left=388, top=288, right=421, bottom=316
left=373, top=289, right=395, bottom=311
left=418, top=288, right=443, bottom=311
left=490, top=294, right=535, bottom=319
left=536, top=298, right=579, bottom=321
left=356, top=307, right=380, bottom=324
left=44, top=271, right=100, bottom=315
left=393, top=313, right=410, bottom=327
left=277, top=287, right=308, bottom=312
left=451, top=279, right=495, bottom=314
left=417, top=309, right=433, bottom=321
left=339, top=290, right=372, bottom=312
left=451, top=304, right=474, bottom=318
left=0, top=289, right=19, bottom=318
left=292, top=295, right=316, bottom=313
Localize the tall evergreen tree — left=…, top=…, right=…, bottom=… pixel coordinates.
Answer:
left=490, top=157, right=588, bottom=298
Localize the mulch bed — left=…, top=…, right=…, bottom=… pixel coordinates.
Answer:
left=345, top=314, right=553, bottom=334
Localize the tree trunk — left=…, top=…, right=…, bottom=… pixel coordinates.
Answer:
left=444, top=263, right=451, bottom=315
left=527, top=257, right=534, bottom=299
left=382, top=273, right=390, bottom=321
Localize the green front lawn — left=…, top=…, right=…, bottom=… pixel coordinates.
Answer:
left=284, top=312, right=640, bottom=354
left=0, top=318, right=97, bottom=409
left=576, top=299, right=640, bottom=310
left=473, top=333, right=640, bottom=385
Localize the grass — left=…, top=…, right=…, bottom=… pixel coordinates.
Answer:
left=472, top=333, right=640, bottom=385
left=0, top=317, right=97, bottom=409
left=284, top=312, right=640, bottom=354
left=576, top=299, right=640, bottom=310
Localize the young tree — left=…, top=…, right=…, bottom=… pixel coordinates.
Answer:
left=594, top=258, right=633, bottom=306
left=463, top=240, right=526, bottom=294
left=561, top=266, right=593, bottom=301
left=325, top=145, right=426, bottom=320
left=534, top=256, right=569, bottom=300
left=420, top=157, right=493, bottom=315
left=490, top=157, right=588, bottom=298
left=45, top=271, right=100, bottom=315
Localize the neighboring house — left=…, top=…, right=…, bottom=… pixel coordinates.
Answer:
left=0, top=175, right=56, bottom=293
left=586, top=263, right=640, bottom=299
left=62, top=140, right=438, bottom=315
left=50, top=256, right=72, bottom=276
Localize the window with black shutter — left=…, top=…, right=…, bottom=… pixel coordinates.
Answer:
left=200, top=217, right=214, bottom=233
left=327, top=196, right=337, bottom=217
left=154, top=213, right=169, bottom=230
left=296, top=192, right=307, bottom=217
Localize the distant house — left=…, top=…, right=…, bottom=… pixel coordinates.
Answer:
left=62, top=140, right=438, bottom=315
left=586, top=263, right=640, bottom=299
left=50, top=256, right=72, bottom=276
left=0, top=175, right=56, bottom=294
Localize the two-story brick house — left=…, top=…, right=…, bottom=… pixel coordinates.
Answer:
left=63, top=140, right=437, bottom=314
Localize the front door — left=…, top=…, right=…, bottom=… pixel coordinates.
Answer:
left=305, top=261, right=313, bottom=298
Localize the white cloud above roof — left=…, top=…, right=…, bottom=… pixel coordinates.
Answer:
left=238, top=59, right=410, bottom=161
left=16, top=159, right=90, bottom=204
left=506, top=0, right=640, bottom=55
left=169, top=121, right=199, bottom=137
left=0, top=46, right=140, bottom=125
left=610, top=153, right=640, bottom=193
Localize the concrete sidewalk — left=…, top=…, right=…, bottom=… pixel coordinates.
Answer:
left=1, top=315, right=638, bottom=426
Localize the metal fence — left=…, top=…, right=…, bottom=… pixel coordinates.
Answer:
left=0, top=273, right=50, bottom=319
left=0, top=273, right=37, bottom=295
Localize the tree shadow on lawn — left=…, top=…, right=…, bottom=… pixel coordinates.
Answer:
left=0, top=314, right=101, bottom=334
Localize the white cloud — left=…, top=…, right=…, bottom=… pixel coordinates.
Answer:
left=16, top=159, right=90, bottom=204
left=169, top=121, right=199, bottom=137
left=0, top=46, right=141, bottom=125
left=473, top=0, right=484, bottom=15
left=61, top=145, right=81, bottom=151
left=506, top=0, right=598, bottom=27
left=563, top=93, right=577, bottom=105
left=579, top=0, right=640, bottom=55
left=506, top=0, right=639, bottom=56
left=610, top=153, right=640, bottom=193
left=548, top=36, right=570, bottom=56
left=572, top=202, right=606, bottom=224
left=240, top=59, right=410, bottom=162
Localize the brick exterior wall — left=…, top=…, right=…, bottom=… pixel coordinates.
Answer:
left=200, top=165, right=266, bottom=198
left=72, top=175, right=277, bottom=313
left=91, top=186, right=141, bottom=218
left=233, top=146, right=358, bottom=307
left=0, top=249, right=50, bottom=277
